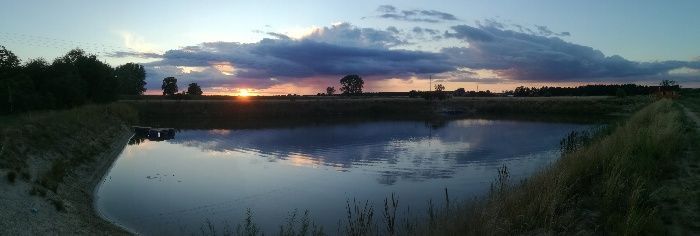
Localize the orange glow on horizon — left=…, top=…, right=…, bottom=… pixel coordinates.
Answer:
left=239, top=88, right=250, bottom=97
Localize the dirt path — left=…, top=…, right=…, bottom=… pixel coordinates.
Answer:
left=659, top=104, right=700, bottom=235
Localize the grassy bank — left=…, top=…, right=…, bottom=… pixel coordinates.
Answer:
left=0, top=104, right=137, bottom=235
left=410, top=99, right=690, bottom=235
left=124, top=96, right=649, bottom=129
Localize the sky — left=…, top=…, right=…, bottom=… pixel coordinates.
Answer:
left=1, top=0, right=699, bottom=95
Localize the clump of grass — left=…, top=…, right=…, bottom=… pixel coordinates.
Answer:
left=49, top=198, right=65, bottom=212
left=236, top=208, right=261, bottom=236
left=28, top=185, right=47, bottom=197
left=382, top=194, right=398, bottom=236
left=6, top=171, right=16, bottom=183
left=343, top=199, right=375, bottom=236
left=278, top=209, right=325, bottom=236
left=20, top=171, right=31, bottom=181
left=40, top=160, right=67, bottom=193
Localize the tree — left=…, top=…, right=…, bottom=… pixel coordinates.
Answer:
left=0, top=45, right=20, bottom=75
left=408, top=90, right=420, bottom=98
left=659, top=80, right=677, bottom=87
left=0, top=74, right=40, bottom=113
left=52, top=49, right=117, bottom=103
left=454, top=88, right=465, bottom=97
left=161, top=77, right=178, bottom=95
left=115, top=63, right=147, bottom=95
left=434, top=84, right=445, bottom=92
left=187, top=83, right=203, bottom=95
left=433, top=84, right=448, bottom=100
left=340, top=75, right=364, bottom=95
left=326, top=86, right=335, bottom=96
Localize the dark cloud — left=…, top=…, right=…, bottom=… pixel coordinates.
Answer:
left=410, top=27, right=439, bottom=35
left=107, top=51, right=162, bottom=59
left=386, top=26, right=400, bottom=34
left=266, top=32, right=291, bottom=40
left=137, top=24, right=454, bottom=90
left=445, top=25, right=495, bottom=42
left=412, top=27, right=424, bottom=34
left=534, top=25, right=570, bottom=37
left=303, top=22, right=407, bottom=48
left=377, top=5, right=396, bottom=13
left=377, top=5, right=459, bottom=23
left=444, top=24, right=700, bottom=81
left=155, top=39, right=452, bottom=79
left=110, top=21, right=699, bottom=91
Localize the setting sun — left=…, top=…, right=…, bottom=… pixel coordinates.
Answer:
left=238, top=88, right=250, bottom=96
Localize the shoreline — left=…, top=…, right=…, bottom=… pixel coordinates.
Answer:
left=89, top=131, right=135, bottom=235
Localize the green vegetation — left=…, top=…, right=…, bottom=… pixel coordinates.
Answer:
left=0, top=45, right=146, bottom=115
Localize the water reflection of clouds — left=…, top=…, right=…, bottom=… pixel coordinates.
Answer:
left=158, top=120, right=585, bottom=184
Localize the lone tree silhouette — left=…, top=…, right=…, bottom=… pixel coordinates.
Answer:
left=161, top=77, right=178, bottom=95
left=659, top=80, right=677, bottom=87
left=326, top=86, right=335, bottom=96
left=187, top=82, right=203, bottom=95
left=340, top=74, right=363, bottom=95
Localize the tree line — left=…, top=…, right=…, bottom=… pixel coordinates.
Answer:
left=0, top=45, right=146, bottom=114
left=503, top=83, right=678, bottom=97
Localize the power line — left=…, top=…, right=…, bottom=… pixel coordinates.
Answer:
left=0, top=31, right=157, bottom=58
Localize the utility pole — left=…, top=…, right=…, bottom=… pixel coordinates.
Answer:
left=429, top=75, right=432, bottom=92
left=429, top=75, right=433, bottom=101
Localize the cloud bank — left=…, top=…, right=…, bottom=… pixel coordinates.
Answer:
left=443, top=24, right=700, bottom=81
left=109, top=13, right=699, bottom=92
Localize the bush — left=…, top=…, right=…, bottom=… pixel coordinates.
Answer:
left=50, top=198, right=65, bottom=212
left=6, top=171, right=17, bottom=183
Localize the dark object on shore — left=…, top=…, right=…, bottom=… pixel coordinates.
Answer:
left=133, top=126, right=150, bottom=136
left=130, top=126, right=176, bottom=144
left=439, top=108, right=465, bottom=115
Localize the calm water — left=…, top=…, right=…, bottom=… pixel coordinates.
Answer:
left=96, top=119, right=588, bottom=235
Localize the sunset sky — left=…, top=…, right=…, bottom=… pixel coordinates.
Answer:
left=2, top=0, right=700, bottom=95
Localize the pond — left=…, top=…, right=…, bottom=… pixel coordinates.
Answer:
left=95, top=118, right=589, bottom=235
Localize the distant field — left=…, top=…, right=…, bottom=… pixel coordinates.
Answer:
left=121, top=95, right=650, bottom=129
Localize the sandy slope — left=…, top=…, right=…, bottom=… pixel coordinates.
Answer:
left=0, top=129, right=133, bottom=235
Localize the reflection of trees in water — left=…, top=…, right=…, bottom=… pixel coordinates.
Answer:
left=425, top=119, right=448, bottom=130
left=159, top=121, right=585, bottom=185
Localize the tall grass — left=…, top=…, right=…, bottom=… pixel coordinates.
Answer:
left=414, top=99, right=688, bottom=235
